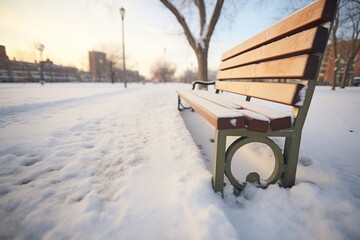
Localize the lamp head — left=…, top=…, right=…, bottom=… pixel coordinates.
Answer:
left=120, top=7, right=125, bottom=19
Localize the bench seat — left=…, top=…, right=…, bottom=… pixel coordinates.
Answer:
left=177, top=89, right=293, bottom=132
left=177, top=89, right=245, bottom=130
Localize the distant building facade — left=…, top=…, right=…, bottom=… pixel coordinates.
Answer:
left=0, top=45, right=147, bottom=83
left=318, top=40, right=360, bottom=85
left=0, top=45, right=81, bottom=83
left=89, top=51, right=109, bottom=82
left=0, top=45, right=8, bottom=60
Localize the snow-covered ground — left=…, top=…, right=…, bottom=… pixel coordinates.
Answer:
left=0, top=83, right=359, bottom=240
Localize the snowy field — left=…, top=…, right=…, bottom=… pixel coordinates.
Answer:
left=0, top=82, right=359, bottom=240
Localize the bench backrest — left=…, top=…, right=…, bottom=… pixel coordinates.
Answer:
left=216, top=0, right=337, bottom=130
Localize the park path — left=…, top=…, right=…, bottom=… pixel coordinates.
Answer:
left=0, top=84, right=236, bottom=239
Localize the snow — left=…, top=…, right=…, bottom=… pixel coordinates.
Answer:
left=237, top=109, right=270, bottom=122
left=230, top=118, right=237, bottom=127
left=295, top=84, right=308, bottom=106
left=196, top=24, right=208, bottom=49
left=194, top=89, right=291, bottom=121
left=177, top=89, right=244, bottom=118
left=0, top=83, right=360, bottom=239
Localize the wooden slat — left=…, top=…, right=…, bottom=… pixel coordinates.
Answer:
left=217, top=55, right=320, bottom=81
left=214, top=81, right=305, bottom=106
left=192, top=90, right=292, bottom=130
left=191, top=90, right=240, bottom=109
left=238, top=109, right=270, bottom=132
left=220, top=27, right=328, bottom=70
left=217, top=95, right=292, bottom=131
left=189, top=90, right=271, bottom=132
left=222, top=0, right=337, bottom=61
left=177, top=90, right=245, bottom=130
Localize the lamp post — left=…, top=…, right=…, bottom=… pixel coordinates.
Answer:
left=120, top=7, right=127, bottom=88
left=35, top=43, right=45, bottom=82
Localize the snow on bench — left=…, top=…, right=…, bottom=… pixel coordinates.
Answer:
left=192, top=90, right=292, bottom=131
left=176, top=89, right=245, bottom=130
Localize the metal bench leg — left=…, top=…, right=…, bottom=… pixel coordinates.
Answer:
left=178, top=95, right=191, bottom=111
left=281, top=134, right=301, bottom=188
left=225, top=136, right=284, bottom=190
left=178, top=96, right=182, bottom=111
left=212, top=130, right=226, bottom=194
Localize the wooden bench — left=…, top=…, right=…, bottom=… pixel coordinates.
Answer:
left=177, top=0, right=337, bottom=194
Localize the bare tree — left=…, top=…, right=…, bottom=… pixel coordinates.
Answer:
left=151, top=59, right=176, bottom=83
left=339, top=0, right=360, bottom=88
left=160, top=0, right=224, bottom=84
left=179, top=69, right=197, bottom=83
left=331, top=4, right=341, bottom=90
left=330, top=0, right=360, bottom=90
left=96, top=44, right=122, bottom=69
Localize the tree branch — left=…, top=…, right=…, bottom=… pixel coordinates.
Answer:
left=195, top=0, right=206, bottom=35
left=205, top=0, right=224, bottom=46
left=160, top=0, right=197, bottom=51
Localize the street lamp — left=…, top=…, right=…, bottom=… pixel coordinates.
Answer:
left=120, top=7, right=127, bottom=88
left=35, top=43, right=45, bottom=82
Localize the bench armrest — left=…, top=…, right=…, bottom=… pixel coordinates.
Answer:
left=192, top=80, right=215, bottom=90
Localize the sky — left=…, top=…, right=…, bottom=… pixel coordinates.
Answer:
left=0, top=0, right=312, bottom=78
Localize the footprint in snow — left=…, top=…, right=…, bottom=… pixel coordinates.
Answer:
left=18, top=177, right=35, bottom=185
left=299, top=156, right=313, bottom=167
left=21, top=158, right=42, bottom=167
left=81, top=143, right=94, bottom=149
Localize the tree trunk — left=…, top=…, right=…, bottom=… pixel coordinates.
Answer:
left=331, top=4, right=340, bottom=91
left=196, top=48, right=208, bottom=80
left=339, top=64, right=348, bottom=88
left=332, top=68, right=338, bottom=90
left=340, top=57, right=353, bottom=88
left=195, top=48, right=208, bottom=89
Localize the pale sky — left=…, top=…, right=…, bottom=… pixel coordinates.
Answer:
left=0, top=0, right=311, bottom=78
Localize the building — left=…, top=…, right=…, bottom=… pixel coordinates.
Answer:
left=0, top=45, right=147, bottom=83
left=41, top=59, right=80, bottom=82
left=319, top=40, right=360, bottom=85
left=88, top=51, right=109, bottom=82
left=0, top=45, right=81, bottom=82
left=0, top=45, right=8, bottom=60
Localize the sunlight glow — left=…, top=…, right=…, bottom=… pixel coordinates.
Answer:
left=0, top=0, right=300, bottom=78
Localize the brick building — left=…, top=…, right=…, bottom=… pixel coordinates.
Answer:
left=319, top=40, right=360, bottom=85
left=88, top=51, right=109, bottom=82
left=0, top=45, right=81, bottom=82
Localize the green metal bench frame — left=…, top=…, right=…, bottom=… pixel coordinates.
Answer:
left=177, top=0, right=338, bottom=194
